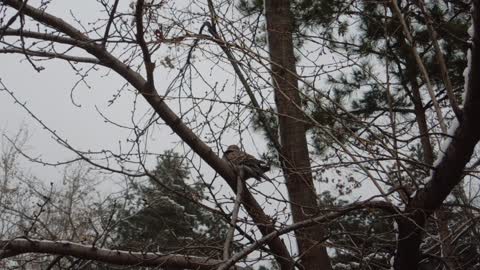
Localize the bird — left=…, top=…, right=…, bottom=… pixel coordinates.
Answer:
left=223, top=145, right=271, bottom=181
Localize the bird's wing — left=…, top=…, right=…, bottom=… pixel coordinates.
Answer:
left=228, top=150, right=251, bottom=165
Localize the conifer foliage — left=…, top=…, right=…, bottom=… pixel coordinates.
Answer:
left=114, top=151, right=229, bottom=258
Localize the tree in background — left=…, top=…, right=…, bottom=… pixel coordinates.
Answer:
left=0, top=0, right=480, bottom=270
left=114, top=151, right=229, bottom=259
left=0, top=129, right=113, bottom=269
left=241, top=0, right=479, bottom=268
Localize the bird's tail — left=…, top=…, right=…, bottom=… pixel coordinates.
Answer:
left=258, top=162, right=270, bottom=173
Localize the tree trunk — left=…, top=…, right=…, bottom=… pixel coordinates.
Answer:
left=395, top=3, right=480, bottom=268
left=401, top=34, right=458, bottom=270
left=264, top=1, right=332, bottom=269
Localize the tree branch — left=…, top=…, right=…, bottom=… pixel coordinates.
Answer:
left=394, top=1, right=480, bottom=269
left=0, top=238, right=239, bottom=270
left=222, top=176, right=244, bottom=262
left=218, top=200, right=396, bottom=270
left=0, top=48, right=102, bottom=65
left=388, top=0, right=448, bottom=133
left=101, top=0, right=120, bottom=48
left=1, top=0, right=292, bottom=266
left=415, top=0, right=462, bottom=120
left=134, top=0, right=155, bottom=88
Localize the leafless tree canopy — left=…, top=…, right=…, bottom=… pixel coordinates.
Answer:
left=0, top=0, right=480, bottom=269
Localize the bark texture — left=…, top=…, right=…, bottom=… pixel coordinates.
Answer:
left=264, top=1, right=332, bottom=269
left=394, top=2, right=480, bottom=268
left=0, top=239, right=226, bottom=270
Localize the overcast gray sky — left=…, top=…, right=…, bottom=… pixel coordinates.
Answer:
left=1, top=1, right=205, bottom=182
left=0, top=0, right=372, bottom=202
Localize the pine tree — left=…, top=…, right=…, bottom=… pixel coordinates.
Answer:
left=113, top=151, right=229, bottom=261
left=238, top=1, right=478, bottom=269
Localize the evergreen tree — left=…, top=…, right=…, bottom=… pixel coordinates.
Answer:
left=238, top=1, right=479, bottom=269
left=113, top=151, right=229, bottom=261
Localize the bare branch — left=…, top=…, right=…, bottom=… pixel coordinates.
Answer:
left=1, top=0, right=293, bottom=266
left=394, top=1, right=480, bottom=268
left=388, top=0, right=448, bottom=133
left=101, top=0, right=120, bottom=48
left=0, top=48, right=102, bottom=65
left=218, top=200, right=396, bottom=270
left=0, top=238, right=239, bottom=270
left=134, top=0, right=155, bottom=88
left=415, top=0, right=462, bottom=120
left=222, top=176, right=243, bottom=262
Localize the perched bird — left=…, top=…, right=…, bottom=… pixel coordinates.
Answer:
left=223, top=145, right=271, bottom=181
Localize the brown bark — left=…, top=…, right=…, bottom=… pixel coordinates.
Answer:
left=0, top=239, right=228, bottom=270
left=406, top=72, right=434, bottom=166
left=416, top=0, right=462, bottom=120
left=398, top=22, right=434, bottom=167
left=264, top=1, right=332, bottom=269
left=394, top=2, right=480, bottom=268
left=398, top=19, right=458, bottom=270
left=218, top=200, right=394, bottom=270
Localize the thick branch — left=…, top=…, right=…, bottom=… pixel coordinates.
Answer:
left=389, top=0, right=448, bottom=133
left=0, top=239, right=230, bottom=270
left=415, top=0, right=462, bottom=120
left=218, top=200, right=396, bottom=270
left=394, top=1, right=480, bottom=269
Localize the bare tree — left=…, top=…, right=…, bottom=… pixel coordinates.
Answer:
left=0, top=0, right=479, bottom=270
